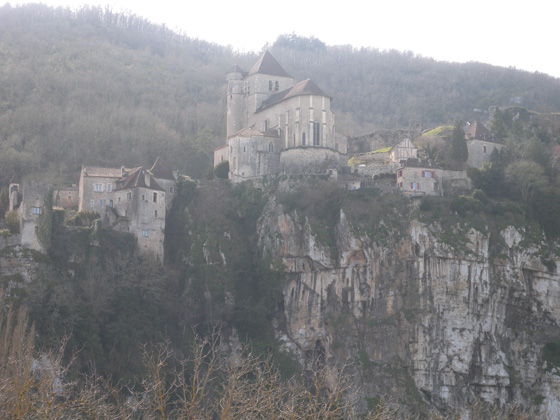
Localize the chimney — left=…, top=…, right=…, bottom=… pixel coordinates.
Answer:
left=145, top=173, right=150, bottom=187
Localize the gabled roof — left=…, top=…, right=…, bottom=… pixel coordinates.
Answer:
left=82, top=166, right=123, bottom=178
left=248, top=50, right=292, bottom=78
left=115, top=167, right=165, bottom=192
left=389, top=138, right=417, bottom=152
left=149, top=157, right=175, bottom=180
left=257, top=79, right=329, bottom=112
left=465, top=121, right=496, bottom=142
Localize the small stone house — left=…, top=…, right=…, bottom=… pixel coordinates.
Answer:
left=396, top=159, right=442, bottom=197
left=350, top=138, right=418, bottom=178
left=465, top=121, right=505, bottom=168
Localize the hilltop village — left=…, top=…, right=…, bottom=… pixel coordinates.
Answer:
left=3, top=51, right=507, bottom=262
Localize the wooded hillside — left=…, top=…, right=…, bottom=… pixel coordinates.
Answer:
left=1, top=4, right=560, bottom=184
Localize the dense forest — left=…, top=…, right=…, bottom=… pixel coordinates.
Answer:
left=1, top=4, right=560, bottom=185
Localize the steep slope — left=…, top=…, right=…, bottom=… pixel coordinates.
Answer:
left=253, top=184, right=560, bottom=416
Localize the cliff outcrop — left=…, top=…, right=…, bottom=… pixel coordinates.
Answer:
left=257, top=189, right=560, bottom=417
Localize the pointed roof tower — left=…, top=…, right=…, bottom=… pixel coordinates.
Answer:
left=465, top=121, right=496, bottom=142
left=149, top=157, right=175, bottom=180
left=248, top=50, right=292, bottom=78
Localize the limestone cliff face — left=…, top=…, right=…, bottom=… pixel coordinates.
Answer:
left=257, top=197, right=560, bottom=416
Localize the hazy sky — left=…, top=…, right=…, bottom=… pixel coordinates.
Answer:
left=10, top=0, right=560, bottom=78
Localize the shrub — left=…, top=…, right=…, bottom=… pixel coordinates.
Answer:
left=472, top=189, right=489, bottom=204
left=5, top=210, right=19, bottom=234
left=214, top=160, right=229, bottom=179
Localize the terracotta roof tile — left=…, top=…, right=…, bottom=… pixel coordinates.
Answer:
left=465, top=121, right=497, bottom=142
left=115, top=167, right=165, bottom=192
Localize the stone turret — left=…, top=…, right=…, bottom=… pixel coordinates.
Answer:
left=226, top=65, right=245, bottom=138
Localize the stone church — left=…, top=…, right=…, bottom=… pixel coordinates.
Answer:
left=214, top=51, right=347, bottom=181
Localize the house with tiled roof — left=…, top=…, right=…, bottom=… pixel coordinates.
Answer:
left=214, top=51, right=347, bottom=181
left=464, top=121, right=505, bottom=168
left=78, top=158, right=176, bottom=262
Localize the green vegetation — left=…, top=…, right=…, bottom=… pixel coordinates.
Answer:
left=214, top=159, right=229, bottom=179
left=1, top=5, right=560, bottom=185
left=541, top=341, right=560, bottom=372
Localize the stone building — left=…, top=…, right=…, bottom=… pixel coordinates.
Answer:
left=214, top=51, right=347, bottom=181
left=397, top=160, right=443, bottom=197
left=396, top=159, right=471, bottom=197
left=465, top=121, right=505, bottom=168
left=8, top=180, right=53, bottom=252
left=53, top=185, right=79, bottom=209
left=78, top=158, right=176, bottom=262
left=350, top=138, right=418, bottom=178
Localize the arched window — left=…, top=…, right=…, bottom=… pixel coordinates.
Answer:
left=313, top=121, right=320, bottom=146
left=302, top=132, right=306, bottom=146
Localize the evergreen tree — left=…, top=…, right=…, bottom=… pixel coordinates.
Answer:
left=449, top=120, right=468, bottom=167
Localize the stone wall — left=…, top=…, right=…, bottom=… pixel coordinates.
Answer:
left=20, top=180, right=52, bottom=252
left=279, top=147, right=345, bottom=175
left=467, top=139, right=505, bottom=168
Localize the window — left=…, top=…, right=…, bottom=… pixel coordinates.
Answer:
left=411, top=182, right=420, bottom=190
left=100, top=199, right=106, bottom=207
left=32, top=206, right=41, bottom=214
left=142, top=229, right=148, bottom=237
left=169, top=186, right=174, bottom=194
left=264, top=119, right=268, bottom=131
left=433, top=182, right=439, bottom=191
left=94, top=184, right=103, bottom=192
left=127, top=192, right=131, bottom=201
left=155, top=210, right=158, bottom=217
left=398, top=170, right=403, bottom=177
left=153, top=192, right=157, bottom=203
left=313, top=122, right=320, bottom=145
left=483, top=145, right=487, bottom=153
left=275, top=81, right=279, bottom=91
left=269, top=80, right=273, bottom=91
left=269, top=143, right=274, bottom=152
left=109, top=200, right=113, bottom=207
left=302, top=132, right=306, bottom=145
left=90, top=200, right=94, bottom=208
left=118, top=197, right=121, bottom=203
left=142, top=194, right=146, bottom=201
left=107, top=183, right=112, bottom=192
